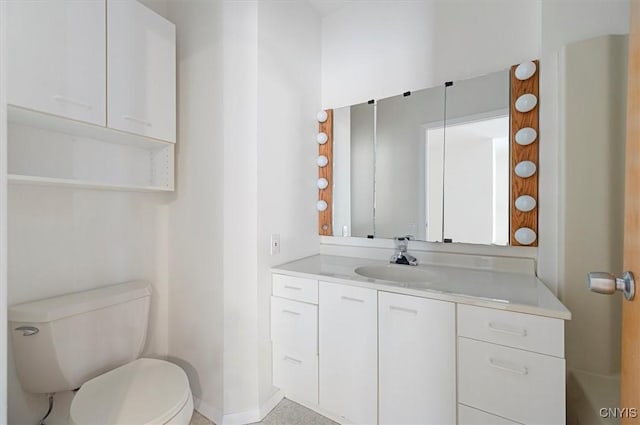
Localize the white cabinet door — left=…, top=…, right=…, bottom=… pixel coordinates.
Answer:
left=7, top=0, right=106, bottom=126
left=379, top=292, right=456, bottom=425
left=107, top=0, right=176, bottom=142
left=319, top=282, right=377, bottom=425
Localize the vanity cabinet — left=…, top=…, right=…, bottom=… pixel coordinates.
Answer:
left=270, top=275, right=319, bottom=405
left=378, top=292, right=456, bottom=425
left=271, top=267, right=567, bottom=425
left=7, top=0, right=107, bottom=126
left=319, top=282, right=378, bottom=425
left=108, top=0, right=176, bottom=142
left=457, top=305, right=565, bottom=425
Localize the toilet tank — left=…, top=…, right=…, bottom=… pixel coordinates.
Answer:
left=9, top=280, right=151, bottom=394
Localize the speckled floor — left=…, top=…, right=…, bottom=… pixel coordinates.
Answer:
left=189, top=399, right=338, bottom=425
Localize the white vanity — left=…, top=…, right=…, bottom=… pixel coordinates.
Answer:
left=270, top=254, right=570, bottom=425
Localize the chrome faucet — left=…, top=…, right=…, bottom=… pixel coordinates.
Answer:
left=390, top=236, right=418, bottom=266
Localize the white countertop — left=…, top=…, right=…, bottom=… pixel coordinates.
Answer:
left=271, top=254, right=571, bottom=320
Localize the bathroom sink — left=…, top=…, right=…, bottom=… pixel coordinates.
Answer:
left=354, top=265, right=439, bottom=284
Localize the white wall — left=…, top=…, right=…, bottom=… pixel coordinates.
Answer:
left=0, top=1, right=7, bottom=422
left=538, top=0, right=630, bottom=298
left=321, top=0, right=540, bottom=108
left=7, top=186, right=170, bottom=425
left=166, top=1, right=321, bottom=422
left=165, top=0, right=226, bottom=419
left=256, top=0, right=321, bottom=408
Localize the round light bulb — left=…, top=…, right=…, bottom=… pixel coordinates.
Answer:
left=317, top=110, right=328, bottom=123
left=317, top=155, right=329, bottom=167
left=317, top=200, right=328, bottom=211
left=515, top=195, right=537, bottom=212
left=317, top=132, right=328, bottom=144
left=515, top=61, right=537, bottom=81
left=514, top=227, right=537, bottom=245
left=515, top=94, right=538, bottom=113
left=317, top=178, right=329, bottom=189
left=515, top=127, right=537, bottom=146
left=515, top=161, right=537, bottom=178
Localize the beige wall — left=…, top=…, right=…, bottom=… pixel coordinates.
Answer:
left=561, top=35, right=628, bottom=375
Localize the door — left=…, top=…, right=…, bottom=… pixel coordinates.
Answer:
left=107, top=0, right=176, bottom=142
left=622, top=0, right=640, bottom=421
left=319, top=281, right=377, bottom=425
left=378, top=292, right=456, bottom=425
left=6, top=0, right=106, bottom=125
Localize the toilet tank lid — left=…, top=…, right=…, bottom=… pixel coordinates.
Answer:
left=9, top=281, right=152, bottom=323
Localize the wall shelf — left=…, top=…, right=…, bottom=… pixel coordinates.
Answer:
left=8, top=174, right=173, bottom=193
left=7, top=105, right=175, bottom=192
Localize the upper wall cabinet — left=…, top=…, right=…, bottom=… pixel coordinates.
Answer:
left=6, top=0, right=107, bottom=126
left=108, top=0, right=176, bottom=143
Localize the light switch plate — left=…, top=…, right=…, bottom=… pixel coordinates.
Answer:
left=270, top=234, right=280, bottom=255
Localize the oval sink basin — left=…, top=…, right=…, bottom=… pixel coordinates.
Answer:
left=354, top=265, right=439, bottom=284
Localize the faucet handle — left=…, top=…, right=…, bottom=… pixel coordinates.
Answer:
left=393, top=236, right=410, bottom=252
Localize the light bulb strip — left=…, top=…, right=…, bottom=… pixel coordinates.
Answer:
left=318, top=109, right=334, bottom=235
left=510, top=60, right=540, bottom=246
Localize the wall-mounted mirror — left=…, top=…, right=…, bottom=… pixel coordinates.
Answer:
left=329, top=65, right=536, bottom=246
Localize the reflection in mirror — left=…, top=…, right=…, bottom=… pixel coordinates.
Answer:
left=375, top=87, right=445, bottom=241
left=333, top=102, right=375, bottom=237
left=331, top=68, right=512, bottom=246
left=441, top=70, right=510, bottom=245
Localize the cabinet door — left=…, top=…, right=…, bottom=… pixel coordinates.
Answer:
left=7, top=0, right=106, bottom=125
left=319, top=282, right=377, bottom=425
left=107, top=0, right=176, bottom=142
left=379, top=292, right=456, bottom=425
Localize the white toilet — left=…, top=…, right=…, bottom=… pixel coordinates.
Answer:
left=9, top=280, right=194, bottom=425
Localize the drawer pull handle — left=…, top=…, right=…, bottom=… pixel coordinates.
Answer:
left=488, top=322, right=527, bottom=337
left=53, top=95, right=92, bottom=110
left=282, top=309, right=301, bottom=316
left=390, top=306, right=418, bottom=314
left=341, top=296, right=364, bottom=303
left=489, top=358, right=528, bottom=375
left=284, top=356, right=303, bottom=365
left=284, top=285, right=302, bottom=291
left=123, top=115, right=152, bottom=127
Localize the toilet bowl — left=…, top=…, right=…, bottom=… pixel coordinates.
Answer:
left=9, top=281, right=194, bottom=425
left=70, top=358, right=194, bottom=425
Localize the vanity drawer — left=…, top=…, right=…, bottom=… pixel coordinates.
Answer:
left=458, top=404, right=522, bottom=425
left=273, top=343, right=318, bottom=405
left=273, top=274, right=318, bottom=304
left=457, top=304, right=564, bottom=357
left=271, top=296, right=317, bottom=353
left=458, top=337, right=565, bottom=425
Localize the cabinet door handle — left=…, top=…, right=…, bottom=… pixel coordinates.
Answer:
left=488, top=322, right=527, bottom=337
left=282, top=309, right=301, bottom=316
left=284, top=285, right=302, bottom=291
left=489, top=358, right=528, bottom=375
left=123, top=115, right=152, bottom=127
left=341, top=295, right=364, bottom=303
left=53, top=95, right=92, bottom=110
left=389, top=306, right=418, bottom=314
left=284, top=356, right=303, bottom=365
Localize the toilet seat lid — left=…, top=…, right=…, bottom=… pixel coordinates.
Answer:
left=70, top=358, right=191, bottom=425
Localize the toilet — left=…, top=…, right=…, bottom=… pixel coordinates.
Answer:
left=9, top=281, right=194, bottom=425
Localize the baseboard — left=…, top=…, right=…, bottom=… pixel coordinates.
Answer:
left=193, top=396, right=223, bottom=425
left=196, top=389, right=284, bottom=425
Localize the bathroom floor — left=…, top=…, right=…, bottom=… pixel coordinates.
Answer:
left=190, top=399, right=338, bottom=425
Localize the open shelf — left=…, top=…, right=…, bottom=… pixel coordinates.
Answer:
left=7, top=105, right=174, bottom=192
left=8, top=174, right=174, bottom=192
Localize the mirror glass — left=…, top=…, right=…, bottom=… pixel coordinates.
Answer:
left=331, top=68, right=511, bottom=246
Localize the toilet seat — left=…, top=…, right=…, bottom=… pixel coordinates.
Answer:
left=70, top=358, right=193, bottom=425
